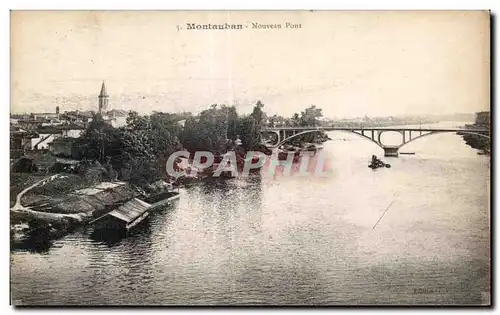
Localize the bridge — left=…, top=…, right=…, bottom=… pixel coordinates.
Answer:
left=261, top=126, right=490, bottom=157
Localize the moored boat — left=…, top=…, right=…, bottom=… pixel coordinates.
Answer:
left=142, top=189, right=180, bottom=210
left=140, top=180, right=180, bottom=208
left=302, top=143, right=324, bottom=151
left=202, top=163, right=237, bottom=178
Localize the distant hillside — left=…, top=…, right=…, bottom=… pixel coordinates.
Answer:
left=322, top=113, right=477, bottom=127
left=427, top=113, right=476, bottom=122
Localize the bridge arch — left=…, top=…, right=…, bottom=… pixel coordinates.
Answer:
left=272, top=129, right=384, bottom=149
left=264, top=128, right=490, bottom=152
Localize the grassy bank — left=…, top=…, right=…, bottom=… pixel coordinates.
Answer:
left=10, top=173, right=47, bottom=208
left=10, top=171, right=142, bottom=250
left=10, top=173, right=89, bottom=208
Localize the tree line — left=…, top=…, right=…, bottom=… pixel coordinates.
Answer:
left=77, top=102, right=326, bottom=186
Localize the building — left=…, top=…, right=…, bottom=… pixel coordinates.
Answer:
left=96, top=82, right=129, bottom=128
left=108, top=116, right=128, bottom=128
left=61, top=111, right=94, bottom=125
left=48, top=137, right=83, bottom=158
left=24, top=125, right=82, bottom=151
left=10, top=114, right=29, bottom=125
left=17, top=119, right=46, bottom=130
left=10, top=126, right=38, bottom=151
left=104, top=109, right=128, bottom=128
left=12, top=119, right=86, bottom=152
left=476, top=111, right=490, bottom=128
left=30, top=112, right=60, bottom=121
left=98, top=81, right=109, bottom=114
left=106, top=109, right=128, bottom=117
left=177, top=119, right=186, bottom=128
left=11, top=81, right=128, bottom=155
left=29, top=132, right=59, bottom=150
left=13, top=107, right=63, bottom=130
left=60, top=124, right=86, bottom=138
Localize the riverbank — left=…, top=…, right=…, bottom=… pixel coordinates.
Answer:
left=10, top=153, right=247, bottom=249
left=460, top=112, right=490, bottom=154
left=462, top=133, right=490, bottom=155
left=11, top=143, right=314, bottom=251
left=10, top=172, right=141, bottom=248
left=10, top=130, right=490, bottom=305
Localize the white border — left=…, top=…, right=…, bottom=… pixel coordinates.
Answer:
left=3, top=1, right=498, bottom=314
left=2, top=0, right=499, bottom=10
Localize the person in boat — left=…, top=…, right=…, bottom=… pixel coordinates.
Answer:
left=371, top=155, right=385, bottom=167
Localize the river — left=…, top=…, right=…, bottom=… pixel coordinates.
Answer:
left=10, top=122, right=490, bottom=305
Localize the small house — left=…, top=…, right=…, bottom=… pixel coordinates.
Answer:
left=90, top=198, right=152, bottom=231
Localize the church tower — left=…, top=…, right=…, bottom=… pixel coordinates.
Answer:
left=98, top=81, right=109, bottom=114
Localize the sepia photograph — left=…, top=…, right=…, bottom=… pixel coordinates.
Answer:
left=9, top=10, right=491, bottom=306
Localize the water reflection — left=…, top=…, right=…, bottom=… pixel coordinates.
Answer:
left=11, top=232, right=54, bottom=254
left=89, top=228, right=127, bottom=246
left=85, top=210, right=162, bottom=305
left=11, top=226, right=78, bottom=254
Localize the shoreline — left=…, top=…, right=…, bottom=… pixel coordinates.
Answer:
left=10, top=144, right=318, bottom=250
left=9, top=151, right=259, bottom=249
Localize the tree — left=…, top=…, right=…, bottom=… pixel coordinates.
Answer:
left=291, top=113, right=301, bottom=126
left=149, top=112, right=183, bottom=157
left=126, top=111, right=150, bottom=130
left=238, top=116, right=260, bottom=151
left=77, top=103, right=270, bottom=186
left=251, top=101, right=265, bottom=126
left=300, top=105, right=323, bottom=126
left=80, top=113, right=115, bottom=162
left=180, top=117, right=205, bottom=153
left=198, top=104, right=229, bottom=151
left=225, top=106, right=240, bottom=140
left=179, top=103, right=266, bottom=154
left=148, top=112, right=183, bottom=175
left=268, top=114, right=278, bottom=127
left=79, top=110, right=185, bottom=187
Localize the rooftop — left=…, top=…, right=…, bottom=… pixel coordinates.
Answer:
left=64, top=110, right=94, bottom=118
left=106, top=109, right=128, bottom=117
left=107, top=198, right=151, bottom=223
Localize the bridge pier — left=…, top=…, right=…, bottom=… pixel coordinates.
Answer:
left=383, top=146, right=399, bottom=157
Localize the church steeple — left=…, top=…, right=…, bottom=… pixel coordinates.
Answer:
left=98, top=81, right=109, bottom=114
left=99, top=81, right=107, bottom=97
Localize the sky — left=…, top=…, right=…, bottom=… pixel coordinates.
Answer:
left=11, top=11, right=490, bottom=118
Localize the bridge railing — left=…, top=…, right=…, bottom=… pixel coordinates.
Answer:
left=261, top=126, right=489, bottom=132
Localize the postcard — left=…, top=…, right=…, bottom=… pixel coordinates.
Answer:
left=10, top=10, right=491, bottom=306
